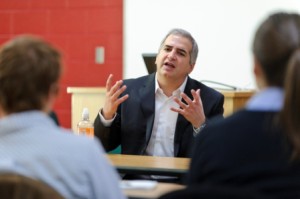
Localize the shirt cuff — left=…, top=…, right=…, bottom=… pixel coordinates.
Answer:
left=98, top=109, right=116, bottom=127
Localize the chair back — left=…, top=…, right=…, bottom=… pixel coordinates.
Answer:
left=0, top=173, right=64, bottom=199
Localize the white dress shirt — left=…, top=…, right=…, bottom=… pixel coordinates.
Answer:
left=145, top=75, right=187, bottom=157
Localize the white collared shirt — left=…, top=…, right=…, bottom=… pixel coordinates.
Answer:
left=145, top=75, right=187, bottom=157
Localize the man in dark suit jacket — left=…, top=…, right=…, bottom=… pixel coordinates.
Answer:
left=94, top=28, right=224, bottom=158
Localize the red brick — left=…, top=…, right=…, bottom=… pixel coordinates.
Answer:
left=55, top=88, right=71, bottom=109
left=49, top=10, right=88, bottom=34
left=86, top=59, right=122, bottom=81
left=67, top=0, right=122, bottom=8
left=30, top=0, right=67, bottom=9
left=13, top=11, right=48, bottom=34
left=66, top=35, right=90, bottom=61
left=0, top=0, right=30, bottom=10
left=106, top=33, right=122, bottom=59
left=87, top=7, right=122, bottom=33
left=62, top=61, right=87, bottom=84
left=0, top=13, right=12, bottom=34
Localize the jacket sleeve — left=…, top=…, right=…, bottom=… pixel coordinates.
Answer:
left=208, top=92, right=225, bottom=118
left=94, top=113, right=121, bottom=152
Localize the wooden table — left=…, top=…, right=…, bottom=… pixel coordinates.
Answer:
left=107, top=154, right=190, bottom=176
left=123, top=182, right=185, bottom=199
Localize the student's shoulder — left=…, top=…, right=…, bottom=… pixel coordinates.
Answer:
left=199, top=110, right=270, bottom=139
left=206, top=110, right=257, bottom=127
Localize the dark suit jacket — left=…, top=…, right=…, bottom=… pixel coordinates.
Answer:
left=94, top=73, right=224, bottom=157
left=187, top=110, right=300, bottom=198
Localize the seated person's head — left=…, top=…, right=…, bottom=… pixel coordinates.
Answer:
left=0, top=36, right=62, bottom=116
left=252, top=12, right=300, bottom=158
left=252, top=12, right=300, bottom=89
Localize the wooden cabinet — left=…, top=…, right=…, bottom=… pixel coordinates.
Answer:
left=67, top=87, right=106, bottom=132
left=67, top=87, right=255, bottom=131
left=220, top=90, right=255, bottom=117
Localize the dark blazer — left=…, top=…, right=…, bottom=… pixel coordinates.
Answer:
left=94, top=73, right=224, bottom=157
left=187, top=110, right=300, bottom=198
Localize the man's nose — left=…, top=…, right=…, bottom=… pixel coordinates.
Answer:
left=167, top=50, right=176, bottom=60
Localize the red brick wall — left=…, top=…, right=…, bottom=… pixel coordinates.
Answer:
left=0, top=0, right=123, bottom=129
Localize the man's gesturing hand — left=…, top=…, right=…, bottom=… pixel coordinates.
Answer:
left=171, top=89, right=205, bottom=128
left=102, top=74, right=129, bottom=120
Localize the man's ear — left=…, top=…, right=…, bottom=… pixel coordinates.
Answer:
left=253, top=57, right=261, bottom=77
left=0, top=106, right=6, bottom=118
left=253, top=56, right=266, bottom=89
left=43, top=83, right=59, bottom=113
left=49, top=83, right=59, bottom=100
left=189, top=63, right=195, bottom=74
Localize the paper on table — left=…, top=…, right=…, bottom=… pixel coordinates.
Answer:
left=120, top=180, right=158, bottom=190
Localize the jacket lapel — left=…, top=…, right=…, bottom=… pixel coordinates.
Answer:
left=139, top=74, right=156, bottom=150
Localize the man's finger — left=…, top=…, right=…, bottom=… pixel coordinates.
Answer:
left=106, top=74, right=113, bottom=92
left=181, top=92, right=193, bottom=105
left=191, top=89, right=200, bottom=102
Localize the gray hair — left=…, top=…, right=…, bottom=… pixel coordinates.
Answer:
left=159, top=28, right=198, bottom=65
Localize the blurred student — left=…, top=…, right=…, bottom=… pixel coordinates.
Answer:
left=0, top=35, right=126, bottom=199
left=186, top=12, right=300, bottom=198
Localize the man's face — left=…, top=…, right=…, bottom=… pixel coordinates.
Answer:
left=155, top=34, right=194, bottom=81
